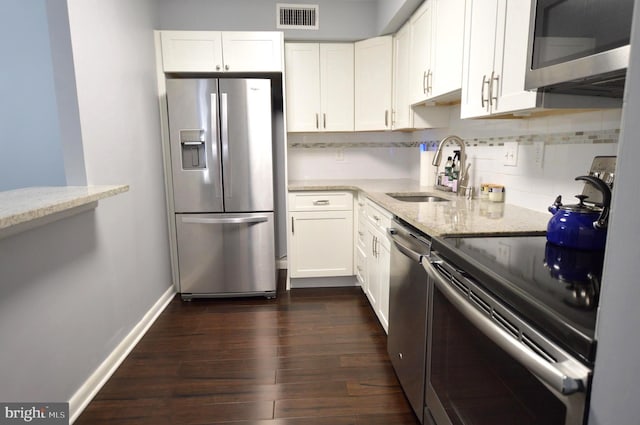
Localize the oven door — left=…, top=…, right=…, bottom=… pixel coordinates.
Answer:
left=423, top=254, right=591, bottom=425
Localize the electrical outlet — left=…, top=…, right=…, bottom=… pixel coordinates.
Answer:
left=533, top=141, right=545, bottom=168
left=504, top=142, right=518, bottom=166
left=335, top=148, right=345, bottom=161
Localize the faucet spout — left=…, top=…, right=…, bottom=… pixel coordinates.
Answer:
left=432, top=135, right=468, bottom=195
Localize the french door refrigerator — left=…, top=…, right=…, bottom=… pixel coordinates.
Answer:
left=166, top=78, right=276, bottom=299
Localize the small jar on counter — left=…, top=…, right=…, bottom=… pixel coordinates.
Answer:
left=488, top=184, right=505, bottom=202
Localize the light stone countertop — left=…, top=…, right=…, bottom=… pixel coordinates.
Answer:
left=0, top=185, right=129, bottom=239
left=288, top=178, right=550, bottom=237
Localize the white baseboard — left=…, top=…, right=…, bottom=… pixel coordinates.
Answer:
left=68, top=285, right=176, bottom=423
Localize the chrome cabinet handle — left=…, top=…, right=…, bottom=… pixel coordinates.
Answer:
left=481, top=74, right=490, bottom=109
left=385, top=110, right=389, bottom=127
left=216, top=65, right=221, bottom=71
left=291, top=216, right=294, bottom=234
left=323, top=113, right=326, bottom=129
left=225, top=64, right=229, bottom=71
left=426, top=69, right=433, bottom=95
left=423, top=256, right=590, bottom=396
left=423, top=70, right=428, bottom=94
left=313, top=200, right=330, bottom=206
left=490, top=71, right=499, bottom=108
left=315, top=113, right=319, bottom=129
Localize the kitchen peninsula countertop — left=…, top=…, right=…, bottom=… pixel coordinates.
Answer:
left=0, top=185, right=129, bottom=239
left=288, top=179, right=549, bottom=237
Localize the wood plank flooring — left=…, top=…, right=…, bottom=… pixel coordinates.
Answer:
left=76, top=272, right=420, bottom=425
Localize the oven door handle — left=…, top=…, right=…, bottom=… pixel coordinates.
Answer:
left=423, top=257, right=588, bottom=395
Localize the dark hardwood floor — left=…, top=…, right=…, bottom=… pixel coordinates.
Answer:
left=76, top=272, right=420, bottom=425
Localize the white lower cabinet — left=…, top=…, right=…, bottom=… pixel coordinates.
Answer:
left=354, top=192, right=368, bottom=290
left=364, top=199, right=393, bottom=333
left=288, top=192, right=354, bottom=278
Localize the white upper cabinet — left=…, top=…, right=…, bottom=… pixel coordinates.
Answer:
left=355, top=36, right=393, bottom=131
left=392, top=22, right=412, bottom=130
left=285, top=43, right=321, bottom=132
left=221, top=32, right=283, bottom=72
left=161, top=31, right=223, bottom=72
left=460, top=0, right=537, bottom=118
left=160, top=31, right=283, bottom=73
left=409, top=0, right=434, bottom=105
left=285, top=43, right=354, bottom=132
left=409, top=0, right=466, bottom=105
left=430, top=0, right=466, bottom=99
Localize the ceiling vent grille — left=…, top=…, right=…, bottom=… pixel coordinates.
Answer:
left=277, top=3, right=319, bottom=30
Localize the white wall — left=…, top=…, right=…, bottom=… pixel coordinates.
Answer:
left=587, top=2, right=640, bottom=423
left=0, top=0, right=67, bottom=190
left=0, top=0, right=171, bottom=408
left=156, top=0, right=378, bottom=41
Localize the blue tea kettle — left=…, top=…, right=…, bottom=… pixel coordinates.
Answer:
left=547, top=175, right=611, bottom=250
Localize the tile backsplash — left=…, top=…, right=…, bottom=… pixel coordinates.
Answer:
left=287, top=107, right=622, bottom=213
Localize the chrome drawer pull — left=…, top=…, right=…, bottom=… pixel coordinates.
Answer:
left=313, top=200, right=330, bottom=206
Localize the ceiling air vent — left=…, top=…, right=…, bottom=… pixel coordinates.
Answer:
left=277, top=3, right=319, bottom=30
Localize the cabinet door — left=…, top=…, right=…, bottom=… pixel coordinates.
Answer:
left=460, top=0, right=499, bottom=118
left=355, top=36, right=393, bottom=131
left=430, top=0, right=466, bottom=100
left=285, top=43, right=321, bottom=132
left=393, top=23, right=413, bottom=130
left=356, top=244, right=367, bottom=289
left=161, top=31, right=223, bottom=72
left=491, top=0, right=538, bottom=115
left=320, top=44, right=354, bottom=132
left=222, top=32, right=283, bottom=72
left=365, top=225, right=380, bottom=308
left=289, top=210, right=353, bottom=278
left=409, top=0, right=434, bottom=105
left=377, top=236, right=391, bottom=334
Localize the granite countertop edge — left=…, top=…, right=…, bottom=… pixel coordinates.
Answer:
left=0, top=185, right=130, bottom=231
left=288, top=179, right=550, bottom=238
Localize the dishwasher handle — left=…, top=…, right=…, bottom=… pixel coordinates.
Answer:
left=388, top=228, right=424, bottom=263
left=423, top=255, right=589, bottom=395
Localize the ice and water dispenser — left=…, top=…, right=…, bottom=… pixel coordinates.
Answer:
left=180, top=129, right=206, bottom=169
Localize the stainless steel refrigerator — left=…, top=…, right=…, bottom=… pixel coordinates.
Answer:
left=166, top=78, right=276, bottom=299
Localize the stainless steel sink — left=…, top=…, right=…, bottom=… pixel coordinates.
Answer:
left=386, top=193, right=450, bottom=203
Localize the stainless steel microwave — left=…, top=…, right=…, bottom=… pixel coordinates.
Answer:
left=525, top=0, right=633, bottom=98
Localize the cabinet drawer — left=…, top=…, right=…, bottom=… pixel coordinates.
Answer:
left=365, top=199, right=393, bottom=230
left=289, top=191, right=354, bottom=211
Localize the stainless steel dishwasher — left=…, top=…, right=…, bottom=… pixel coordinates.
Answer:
left=387, top=218, right=431, bottom=423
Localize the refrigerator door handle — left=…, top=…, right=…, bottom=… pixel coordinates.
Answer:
left=220, top=92, right=231, bottom=197
left=210, top=92, right=222, bottom=200
left=181, top=215, right=270, bottom=225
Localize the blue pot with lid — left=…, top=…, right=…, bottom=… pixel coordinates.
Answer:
left=547, top=175, right=611, bottom=250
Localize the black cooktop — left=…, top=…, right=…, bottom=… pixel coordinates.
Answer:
left=432, top=235, right=604, bottom=366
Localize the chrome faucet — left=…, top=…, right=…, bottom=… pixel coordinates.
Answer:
left=432, top=135, right=471, bottom=197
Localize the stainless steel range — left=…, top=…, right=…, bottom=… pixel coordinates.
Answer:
left=423, top=235, right=601, bottom=425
